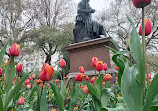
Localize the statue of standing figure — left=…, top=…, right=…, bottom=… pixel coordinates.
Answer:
left=73, top=0, right=106, bottom=43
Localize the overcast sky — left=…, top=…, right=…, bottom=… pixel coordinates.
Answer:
left=75, top=0, right=109, bottom=12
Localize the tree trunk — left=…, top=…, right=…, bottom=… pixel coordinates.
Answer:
left=45, top=55, right=51, bottom=65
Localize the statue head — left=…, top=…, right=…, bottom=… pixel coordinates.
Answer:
left=83, top=0, right=90, bottom=2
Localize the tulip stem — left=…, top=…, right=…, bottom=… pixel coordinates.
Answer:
left=63, top=68, right=65, bottom=83
left=142, top=7, right=146, bottom=106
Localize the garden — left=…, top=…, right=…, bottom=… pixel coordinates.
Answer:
left=0, top=0, right=158, bottom=111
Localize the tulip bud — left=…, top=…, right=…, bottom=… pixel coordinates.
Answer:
left=36, top=79, right=42, bottom=85
left=18, top=97, right=25, bottom=105
left=96, top=61, right=103, bottom=71
left=139, top=18, right=152, bottom=36
left=74, top=73, right=84, bottom=81
left=16, top=63, right=22, bottom=72
left=25, top=79, right=30, bottom=85
left=26, top=84, right=31, bottom=89
left=83, top=85, right=90, bottom=95
left=92, top=57, right=98, bottom=67
left=29, top=77, right=33, bottom=81
left=132, top=0, right=152, bottom=8
left=39, top=63, right=54, bottom=81
left=103, top=74, right=112, bottom=82
left=79, top=66, right=85, bottom=73
left=0, top=68, right=2, bottom=75
left=85, top=76, right=89, bottom=80
left=102, top=82, right=105, bottom=87
left=116, top=66, right=119, bottom=71
left=55, top=79, right=59, bottom=83
left=147, top=64, right=149, bottom=69
left=51, top=79, right=54, bottom=83
left=103, top=63, right=108, bottom=71
left=59, top=59, right=66, bottom=68
left=91, top=76, right=96, bottom=83
left=10, top=43, right=20, bottom=56
left=31, top=73, right=36, bottom=79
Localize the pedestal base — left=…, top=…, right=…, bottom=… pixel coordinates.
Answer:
left=65, top=37, right=116, bottom=77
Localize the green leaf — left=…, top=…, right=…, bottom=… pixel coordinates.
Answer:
left=143, top=74, right=158, bottom=111
left=121, top=65, right=142, bottom=111
left=29, top=87, right=37, bottom=103
left=34, top=87, right=40, bottom=111
left=149, top=106, right=158, bottom=111
left=0, top=39, right=9, bottom=67
left=128, top=15, right=143, bottom=82
left=126, top=14, right=135, bottom=27
left=0, top=88, right=3, bottom=95
left=111, top=37, right=119, bottom=51
left=101, top=92, right=110, bottom=108
left=4, top=71, right=33, bottom=111
left=92, top=95, right=101, bottom=111
left=96, top=76, right=103, bottom=99
left=40, top=83, right=47, bottom=111
left=0, top=96, right=3, bottom=110
left=105, top=45, right=117, bottom=53
left=100, top=108, right=108, bottom=111
left=60, top=81, right=65, bottom=100
left=4, top=56, right=16, bottom=93
left=50, top=83, right=64, bottom=111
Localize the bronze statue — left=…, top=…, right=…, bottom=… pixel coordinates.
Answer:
left=73, top=0, right=106, bottom=43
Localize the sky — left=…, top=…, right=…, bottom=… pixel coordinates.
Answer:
left=75, top=0, right=109, bottom=12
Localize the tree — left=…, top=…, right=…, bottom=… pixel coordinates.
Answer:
left=96, top=0, right=158, bottom=53
left=26, top=24, right=74, bottom=65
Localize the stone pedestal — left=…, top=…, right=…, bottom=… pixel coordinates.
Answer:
left=65, top=37, right=116, bottom=77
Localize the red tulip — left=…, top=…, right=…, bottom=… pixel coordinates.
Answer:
left=18, top=97, right=25, bottom=105
left=47, top=83, right=50, bottom=87
left=83, top=85, right=90, bottom=95
left=25, top=79, right=30, bottom=85
left=16, top=63, right=22, bottom=72
left=115, top=77, right=118, bottom=84
left=91, top=76, right=96, bottom=83
left=147, top=64, right=149, bottom=69
left=96, top=61, right=103, bottom=71
left=55, top=79, right=59, bottom=83
left=10, top=43, right=20, bottom=56
left=148, top=74, right=151, bottom=79
left=92, top=57, right=98, bottom=67
left=79, top=66, right=85, bottom=73
left=103, top=63, right=108, bottom=71
left=116, top=66, right=119, bottom=71
left=36, top=79, right=42, bottom=85
left=132, top=0, right=152, bottom=8
left=18, top=77, right=21, bottom=82
left=139, top=18, right=152, bottom=36
left=103, top=74, right=112, bottom=82
left=39, top=63, right=54, bottom=81
left=85, top=76, right=89, bottom=80
left=145, top=74, right=151, bottom=80
left=102, top=82, right=105, bottom=86
left=59, top=59, right=66, bottom=68
left=29, top=77, right=33, bottom=81
left=74, top=73, right=84, bottom=81
left=149, top=79, right=152, bottom=84
left=0, top=68, right=2, bottom=75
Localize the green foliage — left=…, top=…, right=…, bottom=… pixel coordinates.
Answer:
left=121, top=65, right=142, bottom=111
left=50, top=83, right=64, bottom=111
left=143, top=74, right=158, bottom=111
